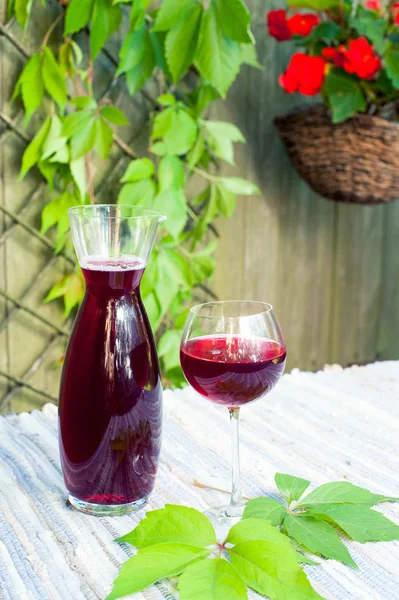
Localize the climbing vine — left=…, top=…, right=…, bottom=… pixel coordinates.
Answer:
left=9, top=0, right=261, bottom=385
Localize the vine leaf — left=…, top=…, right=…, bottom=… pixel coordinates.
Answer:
left=125, top=37, right=156, bottom=96
left=42, top=47, right=68, bottom=113
left=100, top=106, right=129, bottom=125
left=296, top=481, right=398, bottom=508
left=195, top=2, right=242, bottom=97
left=218, top=177, right=260, bottom=196
left=121, top=158, right=155, bottom=182
left=158, top=329, right=183, bottom=371
left=178, top=557, right=248, bottom=600
left=117, top=25, right=147, bottom=75
left=283, top=515, right=357, bottom=568
left=65, top=0, right=94, bottom=34
left=158, top=156, right=185, bottom=191
left=214, top=0, right=253, bottom=44
left=118, top=179, right=157, bottom=207
left=275, top=473, right=311, bottom=506
left=20, top=117, right=51, bottom=179
left=243, top=497, right=287, bottom=527
left=165, top=3, right=202, bottom=83
left=152, top=107, right=197, bottom=156
left=105, top=544, right=211, bottom=600
left=41, top=190, right=82, bottom=256
left=44, top=271, right=84, bottom=317
left=70, top=117, right=97, bottom=160
left=153, top=0, right=196, bottom=32
left=90, top=0, right=122, bottom=59
left=153, top=187, right=187, bottom=238
left=12, top=52, right=44, bottom=125
left=306, top=504, right=399, bottom=543
left=14, top=0, right=33, bottom=29
left=202, top=120, right=245, bottom=165
left=229, top=540, right=323, bottom=600
left=118, top=504, right=216, bottom=549
left=214, top=183, right=236, bottom=217
left=241, top=43, right=263, bottom=69
left=94, top=118, right=114, bottom=160
left=70, top=158, right=87, bottom=201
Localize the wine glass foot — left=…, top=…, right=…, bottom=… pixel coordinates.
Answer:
left=204, top=502, right=246, bottom=540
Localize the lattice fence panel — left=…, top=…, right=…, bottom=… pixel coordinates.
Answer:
left=0, top=2, right=154, bottom=413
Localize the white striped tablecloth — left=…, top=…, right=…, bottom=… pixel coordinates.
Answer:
left=1, top=362, right=399, bottom=600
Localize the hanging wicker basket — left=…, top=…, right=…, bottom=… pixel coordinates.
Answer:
left=274, top=105, right=399, bottom=205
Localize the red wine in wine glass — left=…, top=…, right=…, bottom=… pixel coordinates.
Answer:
left=180, top=335, right=286, bottom=408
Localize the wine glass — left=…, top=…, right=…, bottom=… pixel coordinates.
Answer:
left=180, top=301, right=286, bottom=530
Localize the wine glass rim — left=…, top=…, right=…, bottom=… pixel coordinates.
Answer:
left=189, top=300, right=274, bottom=318
left=68, top=204, right=167, bottom=221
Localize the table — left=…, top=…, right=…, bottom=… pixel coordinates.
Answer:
left=1, top=362, right=399, bottom=600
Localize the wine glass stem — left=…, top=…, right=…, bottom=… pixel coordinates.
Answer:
left=228, top=407, right=242, bottom=516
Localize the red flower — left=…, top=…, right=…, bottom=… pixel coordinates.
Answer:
left=365, top=0, right=381, bottom=10
left=267, top=9, right=292, bottom=41
left=343, top=37, right=381, bottom=80
left=279, top=53, right=327, bottom=96
left=287, top=13, right=320, bottom=36
left=322, top=46, right=346, bottom=67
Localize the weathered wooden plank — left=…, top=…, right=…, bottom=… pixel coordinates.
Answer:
left=377, top=201, right=399, bottom=360
left=329, top=204, right=385, bottom=366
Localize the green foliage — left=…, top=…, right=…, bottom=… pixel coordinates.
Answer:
left=118, top=504, right=217, bottom=548
left=108, top=503, right=323, bottom=600
left=179, top=558, right=248, bottom=600
left=324, top=70, right=366, bottom=124
left=10, top=0, right=260, bottom=386
left=244, top=473, right=399, bottom=569
left=195, top=2, right=242, bottom=98
left=14, top=0, right=32, bottom=29
left=44, top=271, right=84, bottom=316
left=275, top=473, right=310, bottom=505
left=104, top=475, right=399, bottom=599
left=283, top=514, right=358, bottom=567
left=243, top=497, right=287, bottom=526
left=287, top=0, right=338, bottom=9
left=349, top=7, right=386, bottom=55
left=384, top=44, right=399, bottom=89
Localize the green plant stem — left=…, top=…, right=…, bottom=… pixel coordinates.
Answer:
left=41, top=11, right=64, bottom=49
left=187, top=205, right=199, bottom=221
left=193, top=166, right=218, bottom=182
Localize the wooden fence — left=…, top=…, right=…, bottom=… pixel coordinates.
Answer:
left=1, top=0, right=398, bottom=413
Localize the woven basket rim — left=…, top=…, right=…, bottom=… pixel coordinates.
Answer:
left=274, top=103, right=399, bottom=131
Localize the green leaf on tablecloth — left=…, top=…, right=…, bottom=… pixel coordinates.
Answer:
left=226, top=518, right=294, bottom=549
left=106, top=543, right=211, bottom=600
left=296, top=481, right=398, bottom=508
left=275, top=473, right=311, bottom=505
left=306, top=504, right=399, bottom=543
left=243, top=497, right=287, bottom=526
left=283, top=515, right=357, bottom=567
left=226, top=518, right=317, bottom=566
left=229, top=540, right=324, bottom=600
left=178, top=557, right=248, bottom=600
left=117, top=504, right=217, bottom=548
